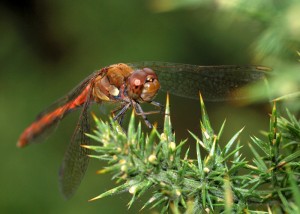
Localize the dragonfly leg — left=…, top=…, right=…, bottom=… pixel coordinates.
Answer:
left=132, top=101, right=152, bottom=128
left=111, top=104, right=125, bottom=119
left=133, top=101, right=163, bottom=116
left=112, top=102, right=131, bottom=126
left=111, top=100, right=163, bottom=129
left=150, top=101, right=165, bottom=114
left=117, top=113, right=125, bottom=126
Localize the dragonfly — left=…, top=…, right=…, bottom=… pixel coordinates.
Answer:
left=17, top=61, right=270, bottom=199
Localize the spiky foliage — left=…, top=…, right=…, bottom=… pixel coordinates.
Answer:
left=85, top=95, right=300, bottom=213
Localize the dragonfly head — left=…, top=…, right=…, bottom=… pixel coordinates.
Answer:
left=127, top=68, right=160, bottom=102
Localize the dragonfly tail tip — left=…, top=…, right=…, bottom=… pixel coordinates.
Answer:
left=16, top=140, right=26, bottom=148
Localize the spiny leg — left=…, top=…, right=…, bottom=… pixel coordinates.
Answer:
left=132, top=100, right=165, bottom=116
left=150, top=101, right=165, bottom=114
left=111, top=100, right=164, bottom=129
left=132, top=101, right=152, bottom=128
left=111, top=104, right=124, bottom=124
left=111, top=103, right=125, bottom=116
left=112, top=102, right=131, bottom=127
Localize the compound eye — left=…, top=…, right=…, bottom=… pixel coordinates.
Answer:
left=146, top=74, right=157, bottom=83
left=146, top=77, right=153, bottom=82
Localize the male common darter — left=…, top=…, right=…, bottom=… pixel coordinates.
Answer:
left=17, top=61, right=270, bottom=199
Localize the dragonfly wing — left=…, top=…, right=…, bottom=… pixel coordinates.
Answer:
left=58, top=88, right=92, bottom=199
left=36, top=71, right=99, bottom=119
left=129, top=62, right=270, bottom=101
left=18, top=71, right=100, bottom=147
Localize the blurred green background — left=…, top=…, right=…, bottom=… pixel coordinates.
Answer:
left=1, top=0, right=299, bottom=213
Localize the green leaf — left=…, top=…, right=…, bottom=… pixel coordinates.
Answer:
left=280, top=150, right=300, bottom=166
left=288, top=169, right=300, bottom=210
left=218, top=119, right=226, bottom=140
left=163, top=93, right=172, bottom=138
left=88, top=182, right=132, bottom=201
left=248, top=143, right=268, bottom=172
left=223, top=127, right=244, bottom=155
left=196, top=140, right=203, bottom=173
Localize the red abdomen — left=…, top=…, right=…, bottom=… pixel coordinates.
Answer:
left=17, top=85, right=91, bottom=147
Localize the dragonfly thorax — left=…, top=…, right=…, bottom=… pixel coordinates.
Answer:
left=126, top=68, right=160, bottom=102
left=92, top=63, right=134, bottom=102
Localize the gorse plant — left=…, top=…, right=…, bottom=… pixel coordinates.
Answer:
left=84, top=95, right=300, bottom=213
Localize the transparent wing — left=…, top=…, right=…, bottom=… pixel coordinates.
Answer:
left=58, top=84, right=93, bottom=199
left=18, top=71, right=101, bottom=147
left=36, top=70, right=100, bottom=119
left=128, top=61, right=270, bottom=101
